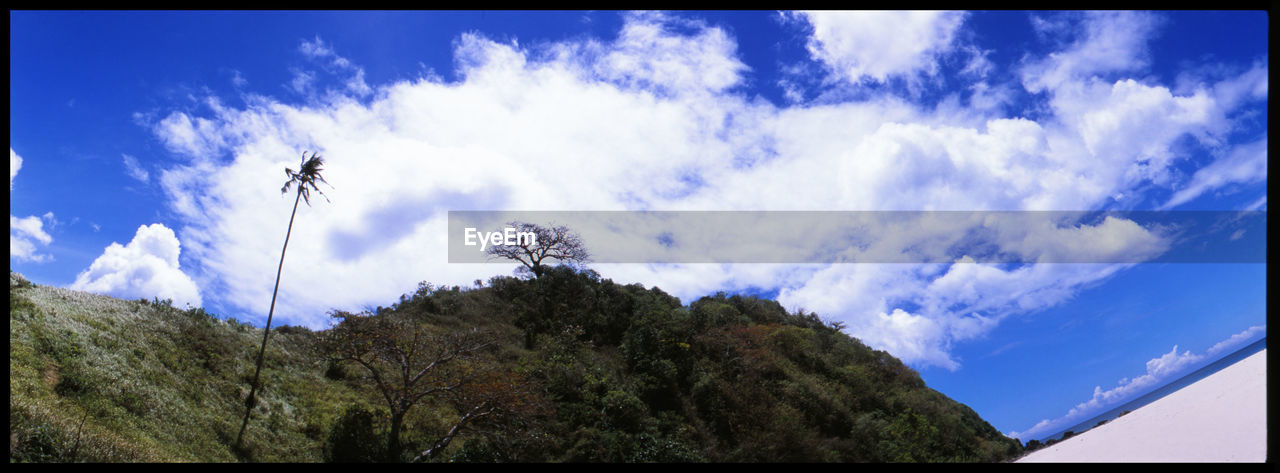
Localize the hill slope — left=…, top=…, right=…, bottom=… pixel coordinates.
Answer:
left=9, top=268, right=1022, bottom=462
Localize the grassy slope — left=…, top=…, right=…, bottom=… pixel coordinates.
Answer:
left=9, top=270, right=1022, bottom=462
left=9, top=271, right=373, bottom=462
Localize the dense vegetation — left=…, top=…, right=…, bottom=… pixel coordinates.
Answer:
left=10, top=268, right=1023, bottom=462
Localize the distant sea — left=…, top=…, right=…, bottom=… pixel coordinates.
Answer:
left=1040, top=336, right=1267, bottom=443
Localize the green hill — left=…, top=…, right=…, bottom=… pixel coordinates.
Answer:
left=9, top=268, right=1022, bottom=462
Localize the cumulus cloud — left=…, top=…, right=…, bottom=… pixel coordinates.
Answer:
left=1206, top=325, right=1266, bottom=357
left=1015, top=11, right=1264, bottom=210
left=145, top=12, right=1266, bottom=370
left=10, top=148, right=55, bottom=263
left=595, top=11, right=748, bottom=96
left=70, top=223, right=202, bottom=308
left=794, top=10, right=967, bottom=85
left=10, top=214, right=54, bottom=263
left=1008, top=325, right=1266, bottom=441
left=1069, top=345, right=1204, bottom=415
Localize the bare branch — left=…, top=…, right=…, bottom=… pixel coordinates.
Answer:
left=321, top=308, right=509, bottom=461
left=485, top=221, right=590, bottom=277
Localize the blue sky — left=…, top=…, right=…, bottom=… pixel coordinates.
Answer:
left=10, top=10, right=1267, bottom=442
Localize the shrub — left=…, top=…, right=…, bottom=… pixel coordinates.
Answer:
left=276, top=324, right=311, bottom=335
left=325, top=405, right=385, bottom=462
left=11, top=422, right=65, bottom=462
left=54, top=362, right=94, bottom=397
left=601, top=389, right=647, bottom=432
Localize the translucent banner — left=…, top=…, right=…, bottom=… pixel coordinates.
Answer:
left=447, top=211, right=1266, bottom=264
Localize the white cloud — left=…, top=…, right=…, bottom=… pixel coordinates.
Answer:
left=41, top=211, right=59, bottom=230
left=595, top=11, right=748, bottom=96
left=1161, top=137, right=1267, bottom=209
left=867, top=308, right=956, bottom=370
left=122, top=153, right=150, bottom=182
left=298, top=36, right=372, bottom=97
left=1244, top=195, right=1266, bottom=211
left=145, top=12, right=1266, bottom=371
left=1020, top=11, right=1159, bottom=93
left=154, top=111, right=228, bottom=159
left=777, top=262, right=1130, bottom=370
left=70, top=223, right=202, bottom=308
left=1009, top=324, right=1266, bottom=440
left=10, top=214, right=53, bottom=263
left=1206, top=325, right=1265, bottom=357
left=289, top=68, right=316, bottom=96
left=10, top=148, right=55, bottom=263
left=1016, top=13, right=1261, bottom=211
left=991, top=215, right=1169, bottom=263
left=1210, top=60, right=1268, bottom=111
left=10, top=148, right=21, bottom=189
left=231, top=69, right=248, bottom=88
left=794, top=10, right=967, bottom=85
left=1071, top=345, right=1204, bottom=414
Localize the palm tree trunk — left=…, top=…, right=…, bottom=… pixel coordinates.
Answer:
left=235, top=188, right=303, bottom=453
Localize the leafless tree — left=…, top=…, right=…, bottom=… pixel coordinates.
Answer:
left=410, top=366, right=542, bottom=462
left=322, top=308, right=534, bottom=461
left=485, top=221, right=589, bottom=278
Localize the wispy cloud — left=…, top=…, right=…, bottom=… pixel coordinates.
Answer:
left=152, top=111, right=228, bottom=159
left=1244, top=195, right=1266, bottom=211
left=1020, top=11, right=1159, bottom=93
left=231, top=69, right=248, bottom=88
left=122, top=153, right=150, bottom=183
left=297, top=36, right=372, bottom=98
left=1161, top=138, right=1267, bottom=210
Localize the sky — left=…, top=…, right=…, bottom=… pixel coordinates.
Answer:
left=9, top=10, right=1267, bottom=442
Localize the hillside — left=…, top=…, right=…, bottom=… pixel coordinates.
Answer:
left=9, top=268, right=1023, bottom=462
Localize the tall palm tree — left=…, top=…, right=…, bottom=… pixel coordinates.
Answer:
left=235, top=151, right=331, bottom=453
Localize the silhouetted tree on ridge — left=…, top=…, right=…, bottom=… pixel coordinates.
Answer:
left=485, top=221, right=590, bottom=278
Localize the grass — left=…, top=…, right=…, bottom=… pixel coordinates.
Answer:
left=9, top=271, right=376, bottom=462
left=10, top=270, right=1024, bottom=463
